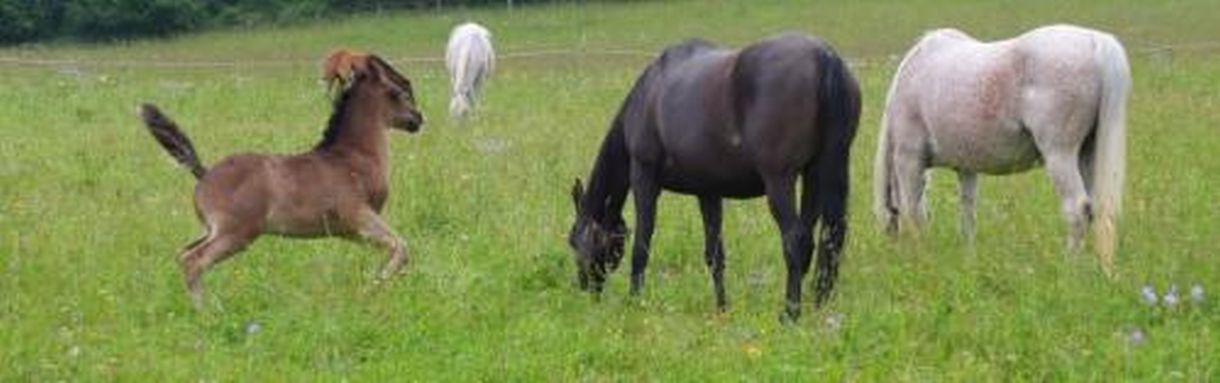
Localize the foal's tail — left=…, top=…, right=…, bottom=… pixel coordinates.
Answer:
left=139, top=104, right=206, bottom=179
left=1091, top=33, right=1130, bottom=269
left=811, top=47, right=861, bottom=307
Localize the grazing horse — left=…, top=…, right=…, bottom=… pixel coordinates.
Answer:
left=568, top=33, right=861, bottom=320
left=874, top=25, right=1130, bottom=272
left=140, top=54, right=424, bottom=308
left=445, top=22, right=495, bottom=119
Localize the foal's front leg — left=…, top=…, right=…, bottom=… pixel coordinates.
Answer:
left=698, top=196, right=728, bottom=310
left=629, top=162, right=661, bottom=296
left=354, top=211, right=410, bottom=280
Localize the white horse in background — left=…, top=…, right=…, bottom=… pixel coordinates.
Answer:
left=445, top=22, right=496, bottom=119
left=874, top=25, right=1130, bottom=272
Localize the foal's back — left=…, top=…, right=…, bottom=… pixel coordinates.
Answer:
left=194, top=150, right=381, bottom=238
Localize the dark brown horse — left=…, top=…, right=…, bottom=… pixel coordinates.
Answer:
left=140, top=53, right=423, bottom=308
left=569, top=33, right=860, bottom=320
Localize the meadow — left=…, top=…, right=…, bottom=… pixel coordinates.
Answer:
left=2, top=0, right=1219, bottom=380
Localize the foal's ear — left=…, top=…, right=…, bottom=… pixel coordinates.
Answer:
left=367, top=54, right=413, bottom=93
left=571, top=178, right=584, bottom=214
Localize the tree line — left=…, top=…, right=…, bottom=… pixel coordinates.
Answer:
left=0, top=0, right=550, bottom=45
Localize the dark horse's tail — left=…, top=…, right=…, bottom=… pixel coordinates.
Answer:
left=139, top=104, right=207, bottom=179
left=811, top=46, right=861, bottom=307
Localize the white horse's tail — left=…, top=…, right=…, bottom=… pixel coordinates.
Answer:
left=449, top=41, right=474, bottom=119
left=872, top=110, right=896, bottom=233
left=1091, top=32, right=1130, bottom=269
left=874, top=36, right=929, bottom=234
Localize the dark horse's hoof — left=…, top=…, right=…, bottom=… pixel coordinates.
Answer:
left=779, top=303, right=801, bottom=324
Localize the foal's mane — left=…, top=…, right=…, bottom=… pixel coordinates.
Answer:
left=314, top=82, right=358, bottom=150
left=313, top=56, right=414, bottom=151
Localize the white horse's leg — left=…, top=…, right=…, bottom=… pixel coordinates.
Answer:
left=956, top=171, right=978, bottom=248
left=893, top=150, right=929, bottom=234
left=1044, top=154, right=1090, bottom=254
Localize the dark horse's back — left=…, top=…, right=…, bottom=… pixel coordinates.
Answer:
left=629, top=33, right=861, bottom=199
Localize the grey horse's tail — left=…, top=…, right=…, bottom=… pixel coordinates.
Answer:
left=811, top=46, right=861, bottom=307
left=139, top=103, right=206, bottom=179
left=874, top=35, right=927, bottom=235
left=1091, top=32, right=1130, bottom=271
left=447, top=25, right=495, bottom=120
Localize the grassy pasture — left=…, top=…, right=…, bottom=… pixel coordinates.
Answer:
left=2, top=0, right=1219, bottom=380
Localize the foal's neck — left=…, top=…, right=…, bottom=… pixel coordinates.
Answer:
left=317, top=90, right=390, bottom=165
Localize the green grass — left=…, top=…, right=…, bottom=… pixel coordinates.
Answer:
left=2, top=0, right=1219, bottom=380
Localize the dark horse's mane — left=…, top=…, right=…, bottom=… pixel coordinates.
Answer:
left=580, top=39, right=720, bottom=225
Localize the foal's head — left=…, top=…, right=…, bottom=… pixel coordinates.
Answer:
left=568, top=179, right=627, bottom=292
left=340, top=54, right=424, bottom=133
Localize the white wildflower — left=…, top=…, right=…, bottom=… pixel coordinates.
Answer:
left=1163, top=285, right=1180, bottom=308
left=1140, top=285, right=1158, bottom=306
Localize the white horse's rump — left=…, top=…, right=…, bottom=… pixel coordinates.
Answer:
left=445, top=22, right=495, bottom=119
left=874, top=25, right=1129, bottom=271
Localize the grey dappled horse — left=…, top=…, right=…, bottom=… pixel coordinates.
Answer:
left=874, top=25, right=1130, bottom=272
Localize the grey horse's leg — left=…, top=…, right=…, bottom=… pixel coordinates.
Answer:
left=1043, top=154, right=1091, bottom=253
left=893, top=150, right=929, bottom=234
left=957, top=171, right=978, bottom=248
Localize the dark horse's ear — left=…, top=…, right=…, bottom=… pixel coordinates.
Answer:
left=571, top=178, right=584, bottom=214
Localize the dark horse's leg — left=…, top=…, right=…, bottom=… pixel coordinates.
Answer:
left=698, top=195, right=728, bottom=310
left=798, top=167, right=823, bottom=305
left=765, top=174, right=813, bottom=321
left=810, top=160, right=848, bottom=308
left=629, top=161, right=661, bottom=296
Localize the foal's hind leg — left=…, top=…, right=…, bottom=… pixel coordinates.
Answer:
left=353, top=211, right=409, bottom=281
left=181, top=227, right=257, bottom=309
left=957, top=171, right=979, bottom=248
left=697, top=196, right=728, bottom=310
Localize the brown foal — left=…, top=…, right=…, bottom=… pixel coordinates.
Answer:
left=140, top=54, right=424, bottom=308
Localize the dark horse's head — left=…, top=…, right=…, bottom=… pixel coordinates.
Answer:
left=568, top=179, right=627, bottom=292
left=324, top=52, right=424, bottom=133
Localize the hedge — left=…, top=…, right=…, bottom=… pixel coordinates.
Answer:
left=0, top=0, right=546, bottom=45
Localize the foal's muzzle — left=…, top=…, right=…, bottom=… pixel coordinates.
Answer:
left=395, top=110, right=423, bottom=133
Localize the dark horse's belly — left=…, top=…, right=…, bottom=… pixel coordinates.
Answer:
left=658, top=167, right=766, bottom=198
